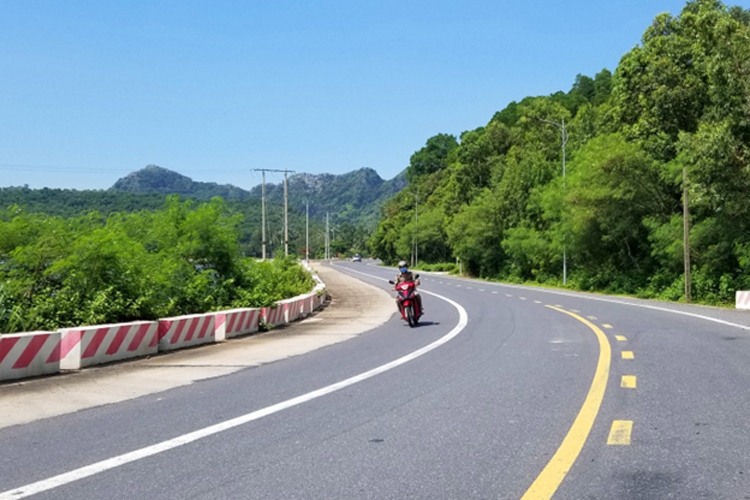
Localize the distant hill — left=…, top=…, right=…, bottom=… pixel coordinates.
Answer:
left=250, top=167, right=407, bottom=228
left=110, top=165, right=251, bottom=200
left=110, top=165, right=407, bottom=228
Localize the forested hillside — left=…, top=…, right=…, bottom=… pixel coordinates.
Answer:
left=0, top=187, right=326, bottom=258
left=371, top=0, right=750, bottom=304
left=250, top=167, right=407, bottom=229
left=109, top=165, right=405, bottom=230
left=111, top=165, right=251, bottom=200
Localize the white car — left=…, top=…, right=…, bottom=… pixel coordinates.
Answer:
left=352, top=254, right=362, bottom=262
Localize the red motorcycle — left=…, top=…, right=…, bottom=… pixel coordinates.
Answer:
left=389, top=277, right=422, bottom=327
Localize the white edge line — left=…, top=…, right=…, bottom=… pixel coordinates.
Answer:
left=0, top=268, right=468, bottom=500
left=424, top=273, right=750, bottom=333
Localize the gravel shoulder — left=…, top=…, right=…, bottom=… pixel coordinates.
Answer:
left=0, top=263, right=395, bottom=429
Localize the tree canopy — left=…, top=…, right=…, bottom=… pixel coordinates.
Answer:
left=370, top=0, right=750, bottom=305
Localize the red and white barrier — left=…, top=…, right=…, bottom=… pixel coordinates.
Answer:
left=300, top=293, right=317, bottom=315
left=737, top=291, right=750, bottom=310
left=1, top=262, right=326, bottom=381
left=0, top=331, right=60, bottom=381
left=56, top=322, right=158, bottom=370
left=215, top=308, right=260, bottom=341
left=158, top=313, right=215, bottom=352
left=282, top=298, right=303, bottom=323
left=261, top=305, right=286, bottom=327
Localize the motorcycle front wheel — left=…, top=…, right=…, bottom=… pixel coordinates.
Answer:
left=406, top=305, right=415, bottom=327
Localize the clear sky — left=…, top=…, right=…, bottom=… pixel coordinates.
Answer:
left=1, top=0, right=744, bottom=191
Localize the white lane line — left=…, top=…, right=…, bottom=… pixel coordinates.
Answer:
left=0, top=267, right=469, bottom=500
left=436, top=274, right=750, bottom=333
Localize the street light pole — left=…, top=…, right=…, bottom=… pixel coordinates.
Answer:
left=537, top=116, right=569, bottom=285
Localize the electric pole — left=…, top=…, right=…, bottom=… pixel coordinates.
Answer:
left=414, top=193, right=419, bottom=269
left=683, top=167, right=692, bottom=303
left=261, top=170, right=266, bottom=259
left=536, top=116, right=569, bottom=285
left=325, top=212, right=330, bottom=260
left=305, top=200, right=309, bottom=262
left=253, top=168, right=295, bottom=258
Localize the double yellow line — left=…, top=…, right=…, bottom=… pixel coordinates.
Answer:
left=520, top=307, right=611, bottom=500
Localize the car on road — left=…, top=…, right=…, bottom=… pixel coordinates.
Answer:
left=352, top=254, right=362, bottom=262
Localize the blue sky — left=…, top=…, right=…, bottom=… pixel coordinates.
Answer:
left=1, top=0, right=743, bottom=190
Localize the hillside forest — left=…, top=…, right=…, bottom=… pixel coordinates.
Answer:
left=370, top=0, right=750, bottom=304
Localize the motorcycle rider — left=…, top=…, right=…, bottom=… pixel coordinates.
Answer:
left=393, top=260, right=424, bottom=315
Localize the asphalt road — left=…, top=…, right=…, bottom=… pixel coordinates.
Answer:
left=2, top=261, right=750, bottom=499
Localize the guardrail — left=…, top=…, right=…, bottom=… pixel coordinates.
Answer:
left=0, top=263, right=328, bottom=382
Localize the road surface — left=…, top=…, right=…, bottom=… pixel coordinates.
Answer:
left=1, top=261, right=750, bottom=499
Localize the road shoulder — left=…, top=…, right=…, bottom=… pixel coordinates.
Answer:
left=0, top=263, right=394, bottom=429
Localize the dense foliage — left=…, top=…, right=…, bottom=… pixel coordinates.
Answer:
left=0, top=197, right=314, bottom=334
left=370, top=0, right=750, bottom=305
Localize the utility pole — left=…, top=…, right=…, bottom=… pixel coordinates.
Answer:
left=283, top=171, right=289, bottom=256
left=683, top=167, right=692, bottom=303
left=414, top=193, right=419, bottom=269
left=536, top=116, right=569, bottom=285
left=261, top=170, right=266, bottom=259
left=253, top=168, right=295, bottom=258
left=325, top=212, right=330, bottom=260
left=305, top=200, right=309, bottom=262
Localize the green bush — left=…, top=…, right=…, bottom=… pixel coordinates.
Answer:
left=0, top=198, right=314, bottom=334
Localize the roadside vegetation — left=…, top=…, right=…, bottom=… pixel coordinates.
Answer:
left=370, top=0, right=750, bottom=305
left=0, top=196, right=313, bottom=334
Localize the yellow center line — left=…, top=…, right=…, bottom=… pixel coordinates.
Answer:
left=621, top=375, right=636, bottom=388
left=607, top=421, right=633, bottom=445
left=622, top=351, right=634, bottom=359
left=602, top=324, right=613, bottom=329
left=520, top=307, right=611, bottom=500
left=614, top=335, right=627, bottom=342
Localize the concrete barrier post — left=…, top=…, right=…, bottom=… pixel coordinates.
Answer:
left=57, top=322, right=159, bottom=370
left=215, top=308, right=260, bottom=341
left=0, top=331, right=60, bottom=381
left=158, top=313, right=216, bottom=352
left=737, top=291, right=750, bottom=310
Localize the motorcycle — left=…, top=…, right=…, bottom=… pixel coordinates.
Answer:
left=389, top=276, right=422, bottom=327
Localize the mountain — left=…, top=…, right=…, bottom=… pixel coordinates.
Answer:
left=110, top=165, right=407, bottom=228
left=110, top=165, right=251, bottom=200
left=250, top=167, right=407, bottom=228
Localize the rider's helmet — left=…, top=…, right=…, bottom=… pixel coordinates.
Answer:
left=398, top=260, right=408, bottom=273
